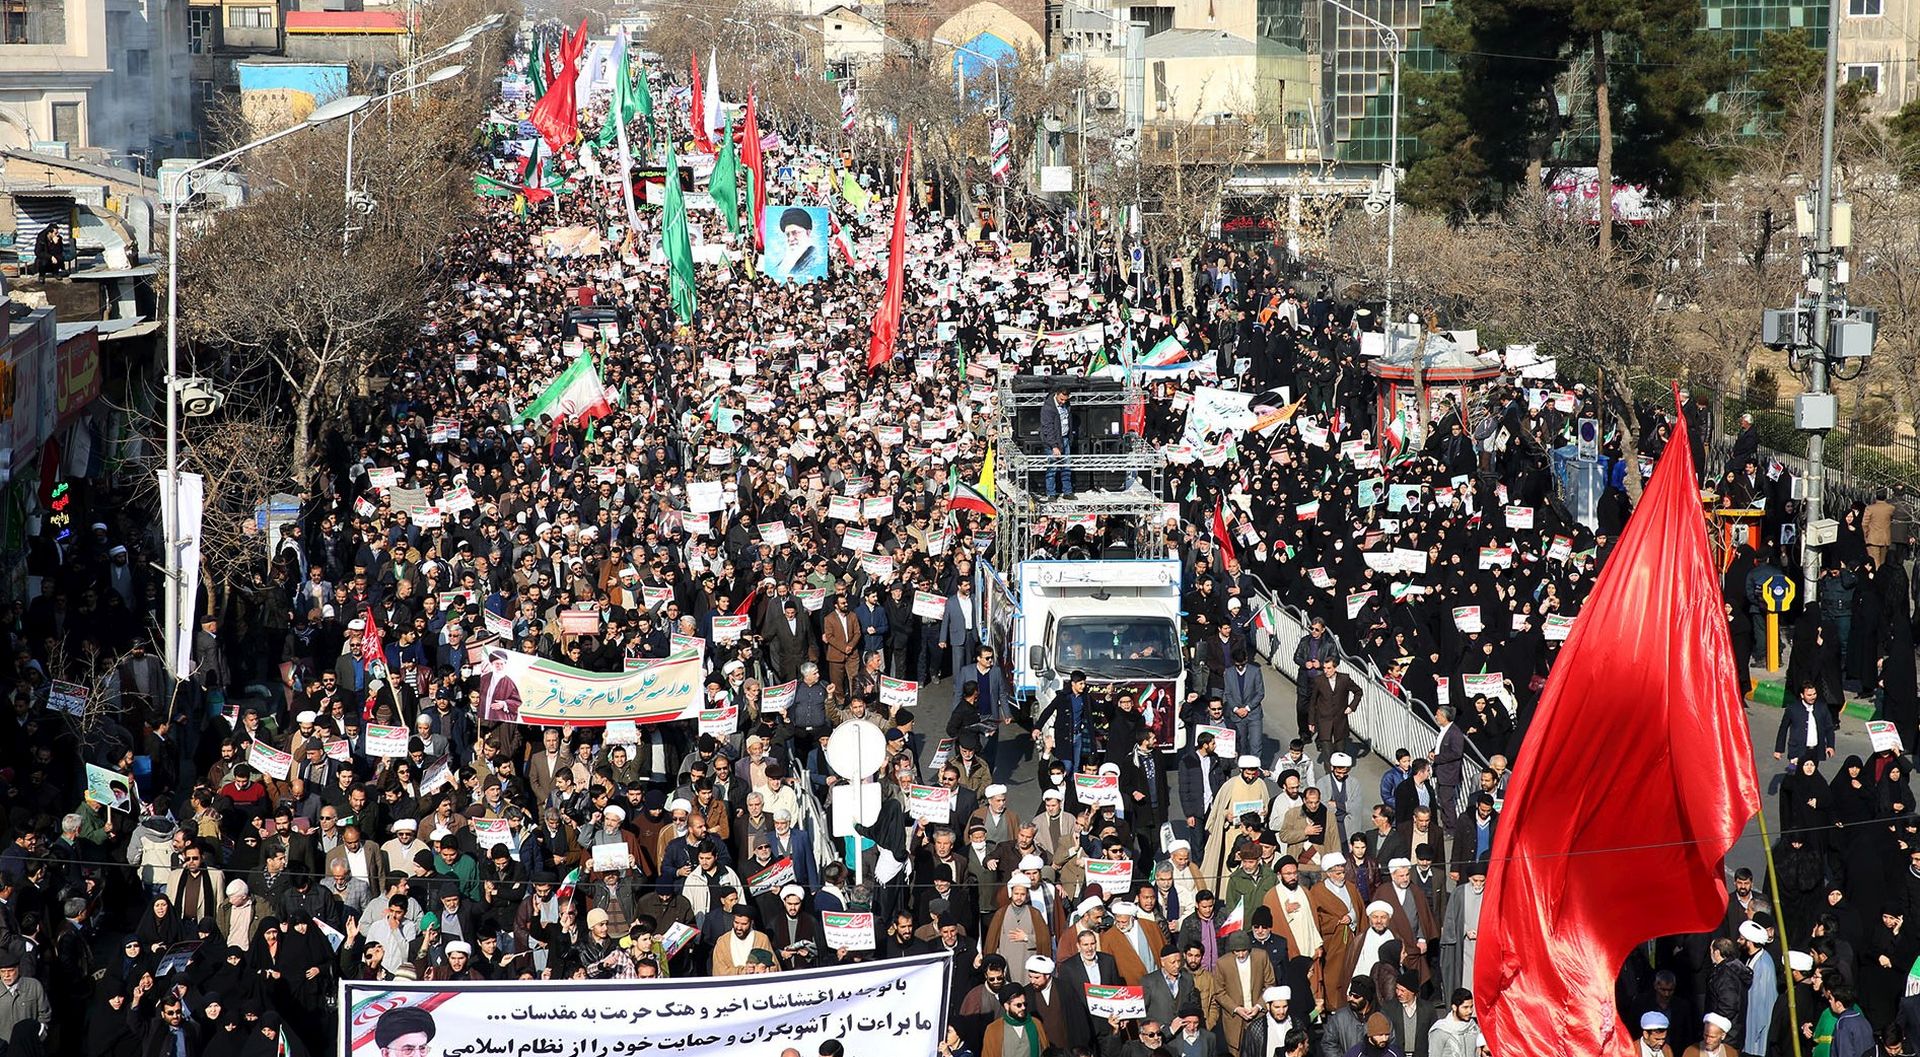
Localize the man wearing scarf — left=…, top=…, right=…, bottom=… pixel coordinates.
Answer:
left=1259, top=856, right=1322, bottom=1019
left=982, top=986, right=1049, bottom=1057
left=1201, top=758, right=1275, bottom=889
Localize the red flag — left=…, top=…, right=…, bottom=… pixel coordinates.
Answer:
left=741, top=88, right=767, bottom=251
left=357, top=608, right=386, bottom=719
left=688, top=52, right=711, bottom=153
left=1210, top=502, right=1237, bottom=567
left=732, top=587, right=759, bottom=618
left=563, top=18, right=587, bottom=63
left=1475, top=397, right=1758, bottom=1055
left=866, top=133, right=913, bottom=374
left=529, top=33, right=583, bottom=154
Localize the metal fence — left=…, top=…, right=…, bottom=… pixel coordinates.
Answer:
left=1242, top=576, right=1487, bottom=818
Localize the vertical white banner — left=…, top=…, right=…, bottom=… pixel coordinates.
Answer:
left=158, top=470, right=204, bottom=677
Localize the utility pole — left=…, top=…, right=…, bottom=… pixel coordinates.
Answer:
left=1763, top=0, right=1875, bottom=611
left=1801, top=0, right=1841, bottom=606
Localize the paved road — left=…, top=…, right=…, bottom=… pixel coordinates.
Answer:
left=912, top=661, right=1391, bottom=833
left=911, top=653, right=1871, bottom=926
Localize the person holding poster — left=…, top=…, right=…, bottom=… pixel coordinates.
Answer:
left=1201, top=758, right=1277, bottom=890
left=760, top=206, right=827, bottom=284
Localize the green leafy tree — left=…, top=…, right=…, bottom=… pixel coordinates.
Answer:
left=1403, top=0, right=1739, bottom=229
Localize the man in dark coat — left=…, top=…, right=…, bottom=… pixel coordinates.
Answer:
left=1307, top=656, right=1362, bottom=756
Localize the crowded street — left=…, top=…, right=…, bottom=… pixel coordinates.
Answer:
left=2, top=11, right=1916, bottom=1057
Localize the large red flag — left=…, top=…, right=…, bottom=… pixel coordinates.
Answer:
left=741, top=88, right=767, bottom=251
left=528, top=21, right=588, bottom=154
left=1475, top=399, right=1759, bottom=1055
left=866, top=132, right=913, bottom=373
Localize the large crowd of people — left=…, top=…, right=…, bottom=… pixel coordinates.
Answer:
left=3, top=29, right=1919, bottom=1057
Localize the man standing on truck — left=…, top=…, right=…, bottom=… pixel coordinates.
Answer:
left=1041, top=385, right=1076, bottom=500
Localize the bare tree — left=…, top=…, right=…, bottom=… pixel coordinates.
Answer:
left=122, top=387, right=294, bottom=626
left=171, top=71, right=485, bottom=485
left=1327, top=188, right=1698, bottom=498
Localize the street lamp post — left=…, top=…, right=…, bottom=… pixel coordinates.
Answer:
left=162, top=92, right=371, bottom=688
left=1326, top=0, right=1400, bottom=346
left=387, top=36, right=472, bottom=131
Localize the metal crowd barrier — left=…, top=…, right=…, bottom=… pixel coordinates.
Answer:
left=1242, top=580, right=1489, bottom=819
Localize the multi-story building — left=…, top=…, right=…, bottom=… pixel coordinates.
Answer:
left=1, top=0, right=192, bottom=166
left=1835, top=0, right=1917, bottom=114
left=186, top=0, right=284, bottom=137
left=1047, top=0, right=1320, bottom=164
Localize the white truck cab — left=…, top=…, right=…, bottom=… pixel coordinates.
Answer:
left=1015, top=558, right=1187, bottom=755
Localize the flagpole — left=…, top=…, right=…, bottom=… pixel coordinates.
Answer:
left=1753, top=803, right=1804, bottom=1057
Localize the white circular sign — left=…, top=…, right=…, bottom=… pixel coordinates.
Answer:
left=823, top=720, right=888, bottom=780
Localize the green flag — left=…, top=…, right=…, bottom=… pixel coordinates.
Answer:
left=635, top=62, right=654, bottom=143
left=662, top=136, right=697, bottom=325
left=709, top=109, right=741, bottom=235
left=527, top=33, right=546, bottom=98
left=1085, top=348, right=1111, bottom=376
left=473, top=173, right=518, bottom=198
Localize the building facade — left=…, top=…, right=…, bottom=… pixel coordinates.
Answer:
left=0, top=0, right=191, bottom=165
left=1835, top=0, right=1917, bottom=114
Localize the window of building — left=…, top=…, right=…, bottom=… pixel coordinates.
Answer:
left=126, top=47, right=148, bottom=76
left=188, top=7, right=211, bottom=51
left=226, top=5, right=269, bottom=28
left=1848, top=0, right=1882, bottom=15
left=1844, top=62, right=1883, bottom=92
left=50, top=101, right=81, bottom=144
left=4, top=0, right=68, bottom=43
left=196, top=78, right=215, bottom=102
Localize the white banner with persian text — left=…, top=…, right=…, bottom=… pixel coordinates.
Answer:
left=340, top=954, right=951, bottom=1057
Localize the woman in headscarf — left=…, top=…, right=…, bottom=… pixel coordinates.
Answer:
left=269, top=914, right=337, bottom=1055
left=1829, top=756, right=1879, bottom=851
left=195, top=994, right=248, bottom=1057
left=1861, top=904, right=1920, bottom=1029
left=133, top=896, right=190, bottom=956
left=192, top=943, right=266, bottom=1015
left=1779, top=757, right=1831, bottom=848
left=1771, top=833, right=1828, bottom=946
left=1878, top=757, right=1915, bottom=820
left=85, top=978, right=142, bottom=1057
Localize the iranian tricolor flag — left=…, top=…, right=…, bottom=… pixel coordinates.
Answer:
left=555, top=866, right=582, bottom=903
left=828, top=209, right=857, bottom=267
left=1142, top=335, right=1189, bottom=367
left=1384, top=407, right=1414, bottom=465
left=515, top=352, right=612, bottom=427
left=1216, top=901, right=1245, bottom=937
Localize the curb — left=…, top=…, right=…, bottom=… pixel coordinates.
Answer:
left=1746, top=679, right=1875, bottom=721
